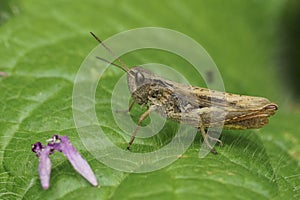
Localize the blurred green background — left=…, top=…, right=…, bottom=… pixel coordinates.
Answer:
left=0, top=0, right=300, bottom=199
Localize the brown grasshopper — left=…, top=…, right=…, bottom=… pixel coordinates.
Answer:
left=90, top=32, right=278, bottom=154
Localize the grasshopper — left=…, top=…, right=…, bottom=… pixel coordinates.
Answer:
left=90, top=32, right=278, bottom=154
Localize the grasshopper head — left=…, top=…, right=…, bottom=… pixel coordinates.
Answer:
left=126, top=66, right=160, bottom=105
left=127, top=66, right=154, bottom=94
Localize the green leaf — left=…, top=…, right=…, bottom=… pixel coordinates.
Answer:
left=0, top=0, right=21, bottom=25
left=1, top=0, right=300, bottom=200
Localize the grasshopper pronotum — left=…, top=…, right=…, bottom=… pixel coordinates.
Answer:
left=90, top=32, right=278, bottom=154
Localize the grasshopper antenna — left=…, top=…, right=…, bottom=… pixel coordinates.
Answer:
left=90, top=32, right=129, bottom=72
left=95, top=56, right=125, bottom=69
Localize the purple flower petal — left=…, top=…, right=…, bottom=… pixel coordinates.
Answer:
left=32, top=134, right=98, bottom=189
left=32, top=142, right=43, bottom=155
left=47, top=134, right=62, bottom=152
left=37, top=145, right=52, bottom=190
left=59, top=136, right=98, bottom=187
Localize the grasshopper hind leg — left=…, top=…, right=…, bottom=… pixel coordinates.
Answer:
left=206, top=134, right=223, bottom=146
left=198, top=126, right=219, bottom=154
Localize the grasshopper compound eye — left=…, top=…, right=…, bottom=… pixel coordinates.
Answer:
left=135, top=72, right=145, bottom=84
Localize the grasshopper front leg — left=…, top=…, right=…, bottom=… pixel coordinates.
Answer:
left=127, top=105, right=156, bottom=150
